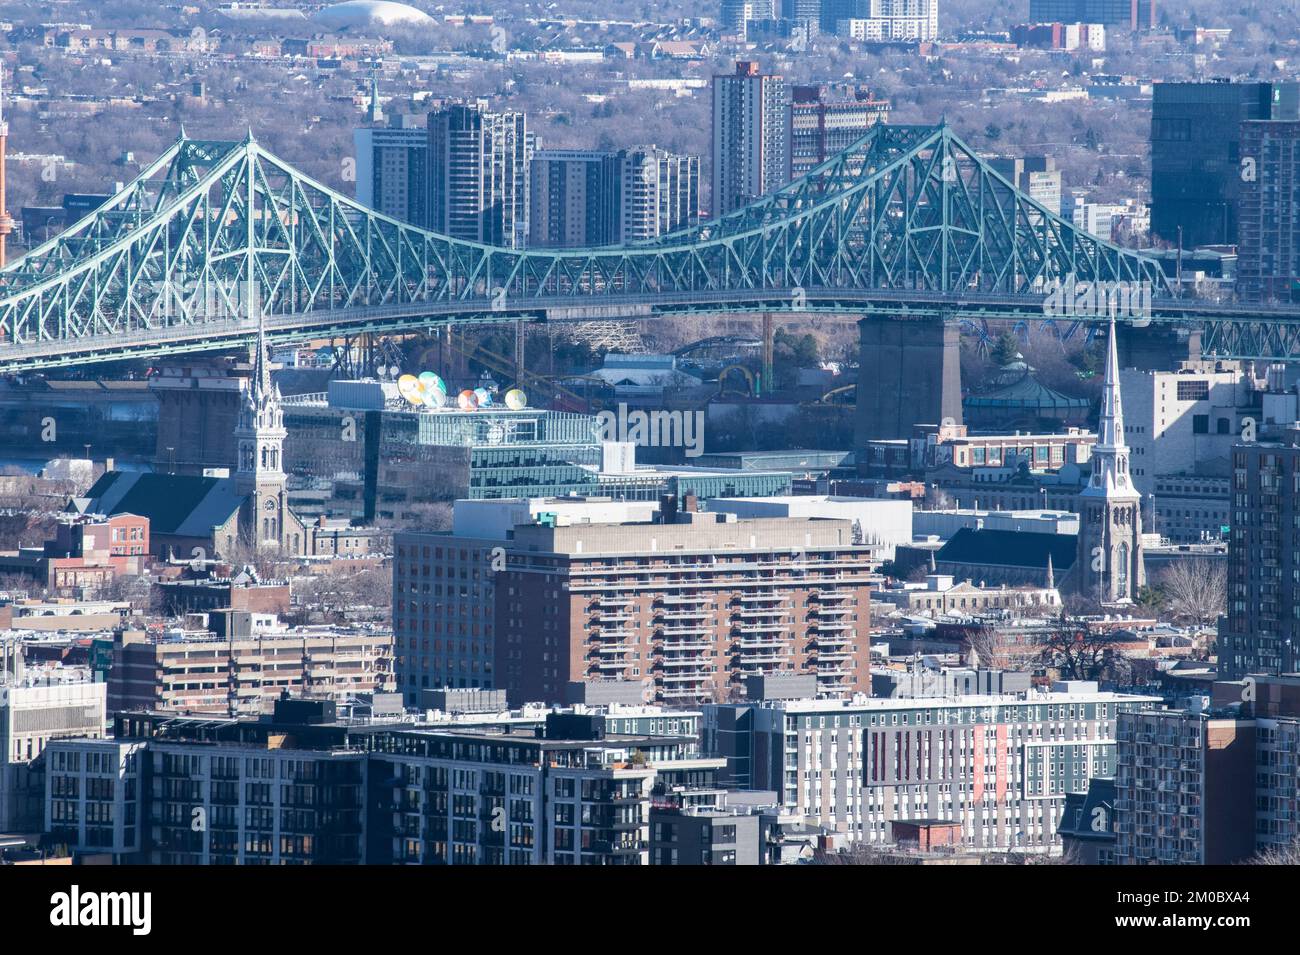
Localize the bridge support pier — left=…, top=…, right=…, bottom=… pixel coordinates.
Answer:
left=1116, top=323, right=1202, bottom=372
left=854, top=313, right=963, bottom=452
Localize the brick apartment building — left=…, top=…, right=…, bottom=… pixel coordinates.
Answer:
left=393, top=501, right=877, bottom=707
left=494, top=513, right=876, bottom=705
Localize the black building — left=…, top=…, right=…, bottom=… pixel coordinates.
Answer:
left=1150, top=81, right=1300, bottom=249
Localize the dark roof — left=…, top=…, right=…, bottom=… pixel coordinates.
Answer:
left=1058, top=777, right=1116, bottom=841
left=936, top=527, right=1077, bottom=572
left=86, top=471, right=245, bottom=536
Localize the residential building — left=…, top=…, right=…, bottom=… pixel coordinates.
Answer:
left=873, top=573, right=1061, bottom=616
left=1151, top=81, right=1299, bottom=248
left=528, top=149, right=615, bottom=248
left=43, top=701, right=723, bottom=865
left=712, top=62, right=787, bottom=217
left=1220, top=428, right=1300, bottom=679
left=107, top=614, right=395, bottom=716
left=1, top=643, right=106, bottom=834
left=427, top=101, right=530, bottom=248
left=833, top=0, right=940, bottom=42
left=1239, top=119, right=1300, bottom=303
left=353, top=120, right=429, bottom=228
left=788, top=84, right=890, bottom=181
left=705, top=683, right=1159, bottom=850
left=1113, top=707, right=1256, bottom=864
left=494, top=514, right=876, bottom=705
left=614, top=146, right=699, bottom=242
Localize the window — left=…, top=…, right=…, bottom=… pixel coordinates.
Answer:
left=1177, top=380, right=1209, bottom=402
left=1192, top=415, right=1209, bottom=435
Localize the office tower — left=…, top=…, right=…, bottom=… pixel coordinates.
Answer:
left=1238, top=120, right=1300, bottom=303
left=712, top=62, right=788, bottom=217
left=989, top=156, right=1062, bottom=217
left=706, top=683, right=1158, bottom=849
left=1220, top=427, right=1300, bottom=679
left=832, top=0, right=940, bottom=41
left=1028, top=0, right=1155, bottom=30
left=788, top=85, right=890, bottom=180
left=1150, top=81, right=1299, bottom=249
left=1073, top=319, right=1145, bottom=605
left=614, top=146, right=700, bottom=241
left=353, top=120, right=429, bottom=228
left=428, top=101, right=530, bottom=248
left=529, top=150, right=618, bottom=248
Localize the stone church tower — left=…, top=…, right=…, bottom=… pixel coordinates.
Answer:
left=1074, top=316, right=1145, bottom=604
left=233, top=317, right=304, bottom=553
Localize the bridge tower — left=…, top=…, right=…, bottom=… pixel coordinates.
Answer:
left=854, top=313, right=963, bottom=449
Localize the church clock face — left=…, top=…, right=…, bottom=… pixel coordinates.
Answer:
left=263, top=499, right=277, bottom=511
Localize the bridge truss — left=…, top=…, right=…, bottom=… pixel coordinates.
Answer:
left=0, top=123, right=1296, bottom=372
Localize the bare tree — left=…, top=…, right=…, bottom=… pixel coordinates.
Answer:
left=1160, top=559, right=1227, bottom=630
left=1036, top=612, right=1132, bottom=684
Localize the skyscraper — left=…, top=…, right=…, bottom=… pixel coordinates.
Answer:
left=1150, top=81, right=1299, bottom=249
left=711, top=62, right=788, bottom=218
left=1073, top=317, right=1145, bottom=605
left=428, top=101, right=530, bottom=248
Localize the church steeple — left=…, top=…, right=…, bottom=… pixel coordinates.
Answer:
left=1074, top=314, right=1145, bottom=605
left=233, top=307, right=290, bottom=551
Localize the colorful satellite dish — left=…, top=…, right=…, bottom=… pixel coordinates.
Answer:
left=418, top=371, right=446, bottom=395
left=423, top=388, right=446, bottom=409
left=397, top=374, right=422, bottom=404
left=457, top=389, right=479, bottom=411
left=474, top=387, right=492, bottom=407
left=504, top=388, right=527, bottom=410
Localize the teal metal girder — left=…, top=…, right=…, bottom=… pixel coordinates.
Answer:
left=0, top=123, right=1295, bottom=371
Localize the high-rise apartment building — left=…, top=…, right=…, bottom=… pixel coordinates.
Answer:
left=1119, top=360, right=1262, bottom=497
left=712, top=62, right=788, bottom=217
left=615, top=146, right=700, bottom=242
left=428, top=101, right=530, bottom=248
left=1150, top=81, right=1299, bottom=249
left=832, top=0, right=940, bottom=41
left=1113, top=708, right=1256, bottom=864
left=353, top=119, right=429, bottom=228
left=495, top=514, right=876, bottom=705
left=1220, top=427, right=1300, bottom=679
left=720, top=0, right=775, bottom=37
left=528, top=147, right=699, bottom=248
left=528, top=150, right=616, bottom=248
left=788, top=84, right=889, bottom=181
left=706, top=683, right=1159, bottom=850
left=1028, top=0, right=1155, bottom=30
left=1239, top=120, right=1300, bottom=303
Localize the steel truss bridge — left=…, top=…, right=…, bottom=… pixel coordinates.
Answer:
left=2, top=122, right=1299, bottom=374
